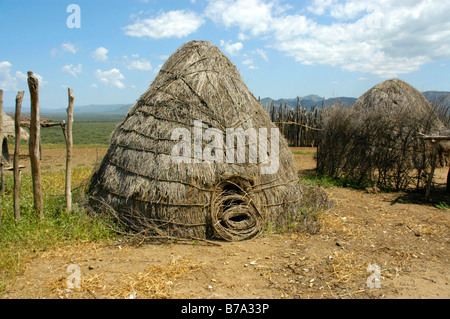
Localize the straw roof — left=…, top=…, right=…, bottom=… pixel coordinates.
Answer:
left=2, top=111, right=29, bottom=164
left=1, top=111, right=29, bottom=140
left=352, top=78, right=444, bottom=132
left=88, top=40, right=328, bottom=241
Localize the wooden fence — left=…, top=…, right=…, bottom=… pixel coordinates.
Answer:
left=0, top=73, right=74, bottom=225
left=262, top=97, right=323, bottom=147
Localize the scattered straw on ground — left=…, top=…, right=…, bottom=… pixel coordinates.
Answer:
left=106, top=257, right=204, bottom=299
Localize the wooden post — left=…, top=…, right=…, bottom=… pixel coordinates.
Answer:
left=14, top=91, right=24, bottom=221
left=0, top=89, right=4, bottom=194
left=447, top=166, right=450, bottom=194
left=39, top=139, right=43, bottom=161
left=0, top=89, right=3, bottom=232
left=65, top=88, right=74, bottom=212
left=270, top=101, right=275, bottom=122
left=27, top=72, right=43, bottom=219
left=425, top=140, right=438, bottom=200
left=295, top=97, right=300, bottom=147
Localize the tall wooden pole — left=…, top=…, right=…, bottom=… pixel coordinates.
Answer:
left=0, top=89, right=4, bottom=194
left=425, top=141, right=439, bottom=200
left=65, top=88, right=74, bottom=212
left=0, top=89, right=3, bottom=232
left=14, top=91, right=24, bottom=221
left=296, top=97, right=300, bottom=147
left=447, top=166, right=450, bottom=194
left=27, top=72, right=43, bottom=219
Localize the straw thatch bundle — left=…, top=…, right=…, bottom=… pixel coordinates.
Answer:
left=1, top=111, right=29, bottom=163
left=317, top=78, right=445, bottom=190
left=88, top=41, right=329, bottom=241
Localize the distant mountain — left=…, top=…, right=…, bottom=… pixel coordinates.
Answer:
left=4, top=90, right=446, bottom=119
left=261, top=91, right=450, bottom=111
left=260, top=95, right=356, bottom=110
left=422, top=91, right=450, bottom=106
left=322, top=97, right=358, bottom=107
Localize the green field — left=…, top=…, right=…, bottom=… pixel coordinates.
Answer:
left=40, top=121, right=119, bottom=146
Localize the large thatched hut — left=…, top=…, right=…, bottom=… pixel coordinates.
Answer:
left=88, top=40, right=329, bottom=241
left=317, top=78, right=444, bottom=190
left=1, top=111, right=29, bottom=164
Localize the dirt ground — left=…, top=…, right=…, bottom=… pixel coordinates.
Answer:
left=1, top=147, right=449, bottom=299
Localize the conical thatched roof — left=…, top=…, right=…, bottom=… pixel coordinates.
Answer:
left=352, top=78, right=444, bottom=132
left=1, top=111, right=29, bottom=140
left=88, top=40, right=328, bottom=241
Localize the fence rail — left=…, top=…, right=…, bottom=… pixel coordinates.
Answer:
left=262, top=97, right=323, bottom=147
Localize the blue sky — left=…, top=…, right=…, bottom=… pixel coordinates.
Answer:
left=0, top=0, right=449, bottom=109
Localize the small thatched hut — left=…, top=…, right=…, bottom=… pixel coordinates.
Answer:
left=317, top=78, right=444, bottom=190
left=352, top=78, right=444, bottom=130
left=88, top=40, right=329, bottom=241
left=1, top=111, right=29, bottom=164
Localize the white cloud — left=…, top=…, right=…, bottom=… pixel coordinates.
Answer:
left=34, top=73, right=48, bottom=87
left=307, top=0, right=336, bottom=16
left=61, top=64, right=82, bottom=77
left=242, top=58, right=258, bottom=69
left=207, top=0, right=450, bottom=78
left=90, top=83, right=98, bottom=88
left=52, top=42, right=78, bottom=56
left=94, top=68, right=125, bottom=89
left=14, top=71, right=27, bottom=82
left=154, top=63, right=164, bottom=74
left=92, top=47, right=109, bottom=62
left=237, top=32, right=249, bottom=41
left=307, top=0, right=380, bottom=20
left=0, top=61, right=17, bottom=91
left=123, top=10, right=204, bottom=39
left=206, top=0, right=275, bottom=36
left=0, top=62, right=47, bottom=91
left=255, top=48, right=269, bottom=62
left=127, top=58, right=152, bottom=71
left=219, top=40, right=243, bottom=56
left=61, top=42, right=78, bottom=54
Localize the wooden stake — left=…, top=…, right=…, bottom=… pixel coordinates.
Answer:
left=39, top=138, right=43, bottom=161
left=0, top=89, right=3, bottom=232
left=425, top=140, right=438, bottom=200
left=14, top=91, right=24, bottom=221
left=27, top=72, right=43, bottom=219
left=65, top=88, right=74, bottom=212
left=447, top=166, right=450, bottom=194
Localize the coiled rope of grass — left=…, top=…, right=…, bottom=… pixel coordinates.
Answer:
left=211, top=193, right=263, bottom=241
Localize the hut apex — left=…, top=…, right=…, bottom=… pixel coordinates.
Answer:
left=88, top=40, right=330, bottom=241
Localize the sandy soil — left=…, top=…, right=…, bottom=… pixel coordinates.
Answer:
left=1, top=147, right=449, bottom=299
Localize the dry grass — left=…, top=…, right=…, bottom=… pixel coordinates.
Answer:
left=47, top=256, right=204, bottom=299
left=106, top=257, right=203, bottom=299
left=325, top=251, right=367, bottom=286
